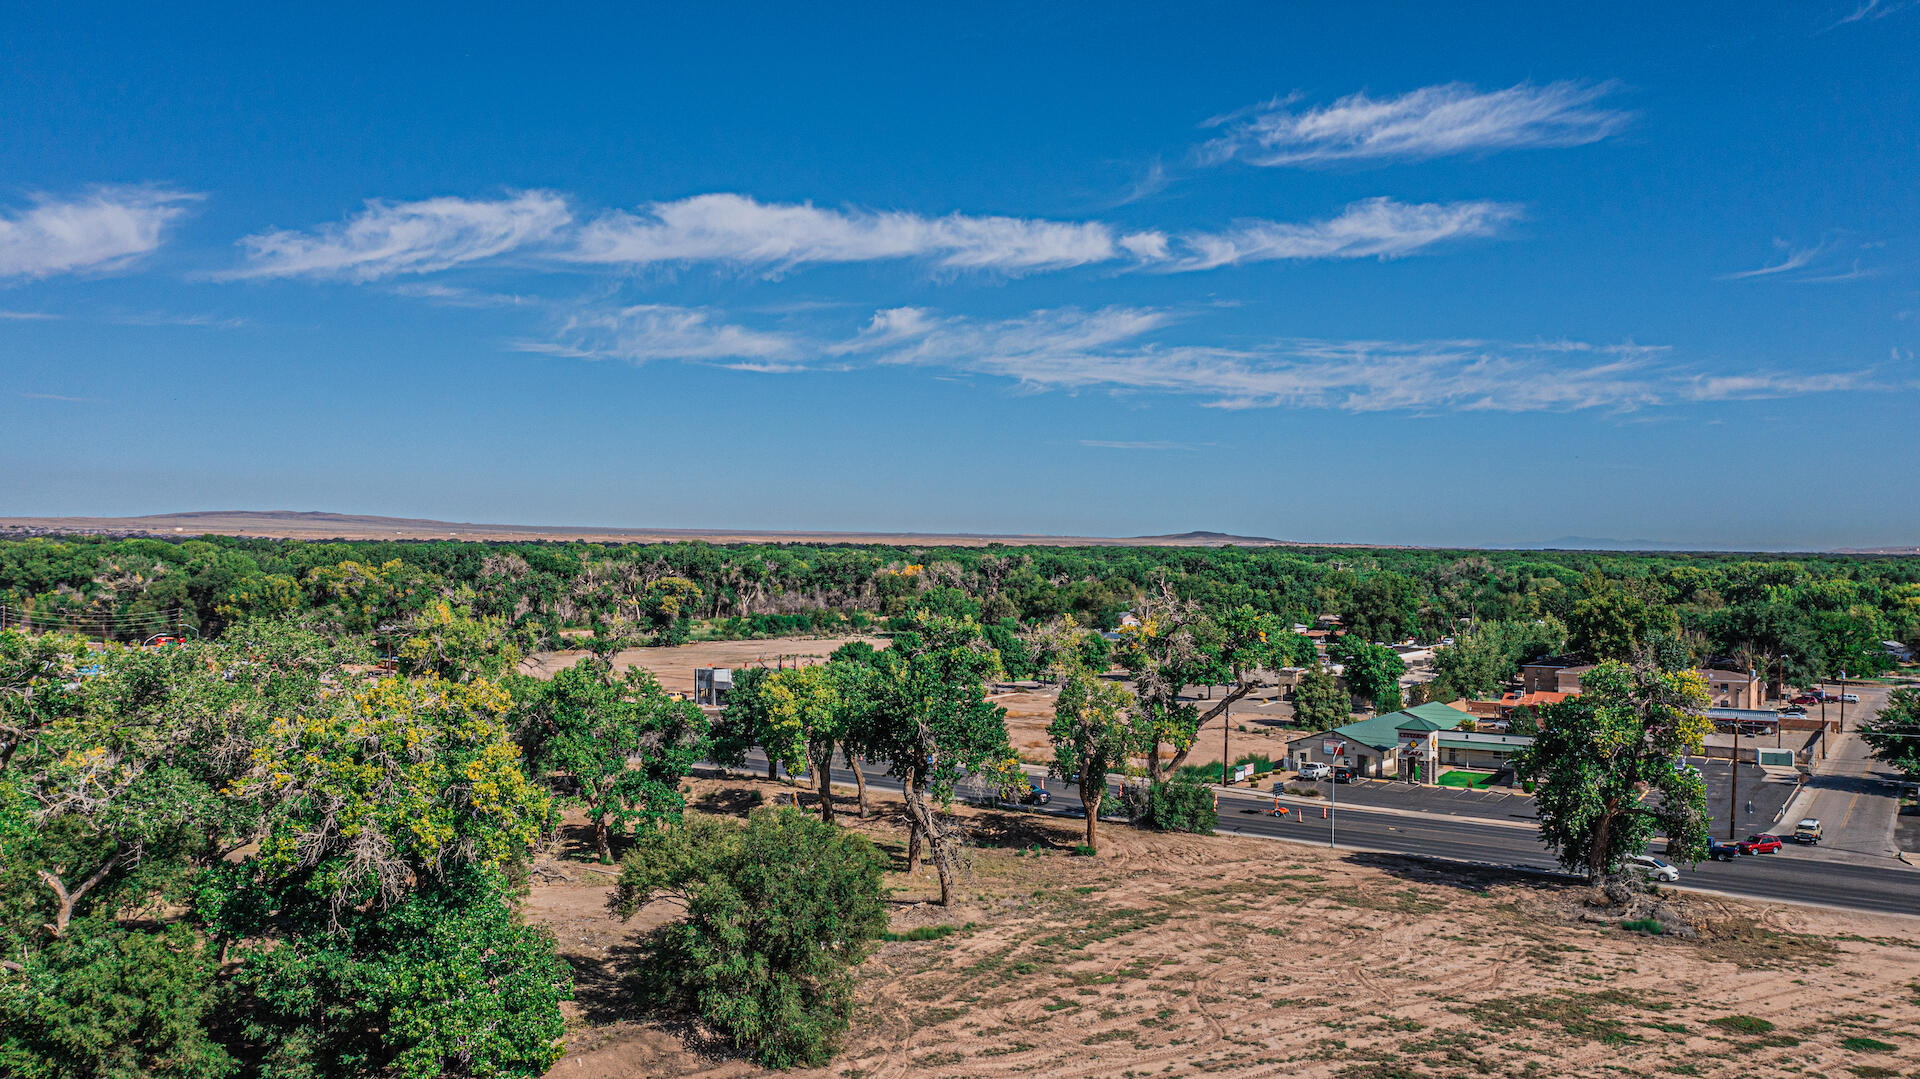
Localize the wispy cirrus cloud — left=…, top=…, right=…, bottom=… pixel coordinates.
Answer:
left=1200, top=81, right=1630, bottom=167
left=1163, top=198, right=1520, bottom=271
left=1, top=309, right=60, bottom=320
left=522, top=299, right=1880, bottom=413
left=839, top=305, right=1874, bottom=412
left=218, top=190, right=1514, bottom=282
left=1720, top=236, right=1880, bottom=282
left=0, top=185, right=199, bottom=280
left=1080, top=439, right=1206, bottom=451
left=569, top=192, right=1503, bottom=274
left=569, top=193, right=1164, bottom=274
left=1830, top=0, right=1916, bottom=26
left=517, top=302, right=801, bottom=364
left=230, top=191, right=571, bottom=280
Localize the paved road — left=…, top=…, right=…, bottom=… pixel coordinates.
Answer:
left=1789, top=682, right=1909, bottom=863
left=744, top=752, right=1919, bottom=917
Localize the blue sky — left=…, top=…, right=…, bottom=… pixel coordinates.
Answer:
left=3, top=2, right=1916, bottom=549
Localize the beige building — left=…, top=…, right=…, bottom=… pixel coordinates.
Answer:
left=1521, top=655, right=1765, bottom=708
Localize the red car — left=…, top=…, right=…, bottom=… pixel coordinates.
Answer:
left=1738, top=833, right=1783, bottom=855
left=1790, top=694, right=1821, bottom=706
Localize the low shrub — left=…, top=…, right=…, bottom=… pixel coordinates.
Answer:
left=1620, top=918, right=1665, bottom=935
left=1134, top=777, right=1218, bottom=834
left=1707, top=1015, right=1774, bottom=1035
left=1069, top=843, right=1097, bottom=857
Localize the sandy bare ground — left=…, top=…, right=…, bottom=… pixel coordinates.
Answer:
left=519, top=635, right=888, bottom=695
left=519, top=639, right=1303, bottom=772
left=528, top=775, right=1920, bottom=1079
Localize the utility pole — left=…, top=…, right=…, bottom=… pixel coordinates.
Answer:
left=1838, top=669, right=1847, bottom=733
left=1728, top=717, right=1740, bottom=842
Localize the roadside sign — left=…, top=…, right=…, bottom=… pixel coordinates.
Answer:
left=1322, top=739, right=1347, bottom=756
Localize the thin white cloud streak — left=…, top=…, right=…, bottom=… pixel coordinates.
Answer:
left=521, top=303, right=800, bottom=363
left=0, top=309, right=60, bottom=320
left=19, top=392, right=98, bottom=403
left=222, top=190, right=1510, bottom=281
left=1833, top=0, right=1915, bottom=25
left=1080, top=439, right=1204, bottom=451
left=570, top=193, right=1162, bottom=273
left=1721, top=237, right=1879, bottom=282
left=842, top=306, right=1873, bottom=412
left=1163, top=198, right=1520, bottom=271
left=524, top=300, right=1879, bottom=412
left=0, top=186, right=198, bottom=280
left=230, top=191, right=571, bottom=280
left=1200, top=81, right=1630, bottom=167
left=570, top=193, right=1502, bottom=274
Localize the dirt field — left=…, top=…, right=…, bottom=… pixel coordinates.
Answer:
left=995, top=682, right=1303, bottom=769
left=519, top=635, right=888, bottom=695
left=528, top=774, right=1920, bottom=1079
left=519, top=638, right=1304, bottom=772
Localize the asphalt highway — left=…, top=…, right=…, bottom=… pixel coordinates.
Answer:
left=732, top=754, right=1919, bottom=917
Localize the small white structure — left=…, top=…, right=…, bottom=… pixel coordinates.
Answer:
left=694, top=667, right=734, bottom=706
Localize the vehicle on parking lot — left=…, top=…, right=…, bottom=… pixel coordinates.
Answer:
left=1790, top=693, right=1821, bottom=706
left=1706, top=839, right=1742, bottom=861
left=1792, top=818, right=1823, bottom=844
left=1018, top=784, right=1050, bottom=806
left=1331, top=765, right=1356, bottom=783
left=1738, top=833, right=1783, bottom=855
left=1838, top=693, right=1859, bottom=704
left=1296, top=761, right=1332, bottom=780
left=1777, top=705, right=1807, bottom=716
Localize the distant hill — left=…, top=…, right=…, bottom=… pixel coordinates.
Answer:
left=1131, top=530, right=1286, bottom=546
left=0, top=511, right=1307, bottom=549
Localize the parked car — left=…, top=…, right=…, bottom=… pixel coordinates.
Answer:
left=1777, top=705, right=1807, bottom=716
left=1296, top=761, right=1332, bottom=781
left=1018, top=784, right=1051, bottom=806
left=1706, top=839, right=1742, bottom=861
left=1738, top=833, right=1784, bottom=855
left=1331, top=765, right=1356, bottom=783
left=1790, top=694, right=1821, bottom=706
left=1626, top=855, right=1680, bottom=882
left=1838, top=693, right=1859, bottom=704
left=1792, top=818, right=1823, bottom=844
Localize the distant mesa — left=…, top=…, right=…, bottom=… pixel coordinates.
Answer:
left=0, top=510, right=1298, bottom=549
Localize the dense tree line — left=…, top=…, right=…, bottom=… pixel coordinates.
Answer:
left=5, top=535, right=1913, bottom=688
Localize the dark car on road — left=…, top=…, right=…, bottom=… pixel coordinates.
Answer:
left=1019, top=784, right=1051, bottom=806
left=1738, top=833, right=1783, bottom=855
left=1706, top=839, right=1742, bottom=861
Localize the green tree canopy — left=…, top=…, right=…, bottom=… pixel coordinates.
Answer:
left=1515, top=661, right=1713, bottom=880
left=612, top=808, right=889, bottom=1069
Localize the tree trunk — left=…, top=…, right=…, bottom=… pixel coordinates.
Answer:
left=1081, top=777, right=1102, bottom=852
left=37, top=853, right=118, bottom=938
left=851, top=750, right=870, bottom=818
left=594, top=816, right=612, bottom=864
left=902, top=783, right=955, bottom=905
left=766, top=754, right=778, bottom=780
left=903, top=768, right=922, bottom=875
left=814, top=742, right=835, bottom=823
left=1146, top=740, right=1165, bottom=783
left=1587, top=801, right=1617, bottom=881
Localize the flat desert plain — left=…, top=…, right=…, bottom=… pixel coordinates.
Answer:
left=529, top=773, right=1920, bottom=1079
